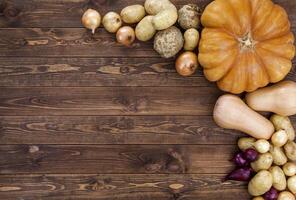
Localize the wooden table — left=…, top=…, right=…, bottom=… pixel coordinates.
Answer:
left=0, top=0, right=295, bottom=199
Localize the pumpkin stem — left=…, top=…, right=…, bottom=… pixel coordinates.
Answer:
left=238, top=32, right=256, bottom=51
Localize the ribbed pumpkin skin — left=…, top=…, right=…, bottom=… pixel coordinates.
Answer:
left=198, top=0, right=295, bottom=94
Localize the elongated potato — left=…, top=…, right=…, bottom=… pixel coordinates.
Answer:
left=135, top=16, right=156, bottom=41
left=152, top=6, right=178, bottom=30
left=251, top=153, right=273, bottom=172
left=278, top=191, right=295, bottom=200
left=287, top=175, right=296, bottom=194
left=269, top=145, right=288, bottom=166
left=121, top=5, right=145, bottom=24
left=184, top=28, right=199, bottom=51
left=248, top=170, right=273, bottom=196
left=284, top=141, right=296, bottom=161
left=270, top=166, right=287, bottom=191
left=271, top=130, right=289, bottom=147
left=144, top=0, right=171, bottom=15
left=238, top=137, right=256, bottom=151
left=270, top=114, right=295, bottom=141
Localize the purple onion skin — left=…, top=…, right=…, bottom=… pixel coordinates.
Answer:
left=225, top=167, right=253, bottom=182
left=263, top=187, right=278, bottom=200
left=232, top=152, right=248, bottom=167
left=244, top=148, right=259, bottom=162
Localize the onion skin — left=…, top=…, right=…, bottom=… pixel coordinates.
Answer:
left=82, top=9, right=101, bottom=34
left=225, top=167, right=253, bottom=182
left=175, top=52, right=198, bottom=76
left=232, top=152, right=248, bottom=167
left=244, top=148, right=258, bottom=162
left=263, top=187, right=279, bottom=200
left=116, top=26, right=135, bottom=47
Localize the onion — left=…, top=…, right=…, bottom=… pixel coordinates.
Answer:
left=116, top=26, right=135, bottom=47
left=225, top=167, right=253, bottom=182
left=232, top=152, right=248, bottom=167
left=263, top=187, right=279, bottom=200
left=82, top=9, right=101, bottom=34
left=175, top=52, right=198, bottom=76
left=244, top=148, right=259, bottom=162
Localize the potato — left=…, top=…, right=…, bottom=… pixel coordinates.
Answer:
left=238, top=137, right=256, bottom=151
left=154, top=26, right=184, bottom=58
left=253, top=197, right=264, bottom=200
left=102, top=12, right=122, bottom=33
left=184, top=28, right=199, bottom=51
left=270, top=114, right=295, bottom=141
left=251, top=153, right=273, bottom=172
left=152, top=6, right=178, bottom=30
left=272, top=130, right=289, bottom=147
left=284, top=141, right=296, bottom=161
left=248, top=170, right=273, bottom=196
left=254, top=139, right=270, bottom=153
left=178, top=4, right=201, bottom=30
left=270, top=166, right=287, bottom=191
left=278, top=191, right=296, bottom=200
left=144, top=0, right=172, bottom=15
left=287, top=175, right=296, bottom=194
left=120, top=5, right=145, bottom=24
left=283, top=162, right=296, bottom=176
left=135, top=16, right=156, bottom=41
left=270, top=145, right=288, bottom=165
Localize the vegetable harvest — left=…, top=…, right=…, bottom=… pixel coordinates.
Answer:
left=80, top=1, right=296, bottom=199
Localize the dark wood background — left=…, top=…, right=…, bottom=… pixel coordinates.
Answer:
left=0, top=0, right=295, bottom=199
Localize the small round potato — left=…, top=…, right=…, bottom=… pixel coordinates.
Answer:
left=278, top=191, right=295, bottom=200
left=248, top=170, right=273, bottom=196
left=238, top=137, right=256, bottom=151
left=272, top=130, right=288, bottom=147
left=270, top=145, right=288, bottom=166
left=120, top=5, right=145, bottom=24
left=270, top=166, right=287, bottom=191
left=184, top=28, right=199, bottom=51
left=135, top=15, right=156, bottom=41
left=251, top=153, right=273, bottom=172
left=284, top=141, right=296, bottom=161
left=287, top=176, right=296, bottom=195
left=283, top=162, right=296, bottom=176
left=254, top=139, right=270, bottom=153
left=102, top=12, right=122, bottom=33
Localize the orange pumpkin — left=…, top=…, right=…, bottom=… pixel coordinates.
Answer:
left=198, top=0, right=295, bottom=94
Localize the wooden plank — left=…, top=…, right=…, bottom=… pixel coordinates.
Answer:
left=0, top=57, right=295, bottom=87
left=0, top=57, right=211, bottom=87
left=0, top=0, right=295, bottom=29
left=0, top=87, right=222, bottom=116
left=0, top=116, right=249, bottom=145
left=0, top=174, right=249, bottom=200
left=0, top=144, right=236, bottom=174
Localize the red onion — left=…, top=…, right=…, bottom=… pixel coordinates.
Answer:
left=263, top=187, right=278, bottom=200
left=232, top=152, right=248, bottom=167
left=225, top=167, right=253, bottom=182
left=244, top=148, right=259, bottom=162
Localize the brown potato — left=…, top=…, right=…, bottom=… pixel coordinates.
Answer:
left=270, top=166, right=287, bottom=191
left=121, top=5, right=145, bottom=24
left=284, top=141, right=296, bottom=161
left=269, top=145, right=288, bottom=166
left=248, top=170, right=273, bottom=196
left=251, top=153, right=273, bottom=172
left=238, top=137, right=256, bottom=151
left=270, top=114, right=295, bottom=141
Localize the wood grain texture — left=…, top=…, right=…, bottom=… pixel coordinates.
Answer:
left=0, top=145, right=235, bottom=174
left=0, top=57, right=295, bottom=87
left=0, top=174, right=249, bottom=200
left=0, top=87, right=222, bottom=116
left=0, top=116, right=249, bottom=144
left=0, top=57, right=211, bottom=87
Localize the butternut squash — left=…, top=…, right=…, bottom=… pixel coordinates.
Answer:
left=213, top=94, right=274, bottom=139
left=246, top=81, right=296, bottom=116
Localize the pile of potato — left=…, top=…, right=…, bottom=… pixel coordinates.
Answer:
left=81, top=0, right=201, bottom=76
left=237, top=114, right=296, bottom=200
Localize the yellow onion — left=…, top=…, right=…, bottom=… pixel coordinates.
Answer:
left=116, top=26, right=135, bottom=47
left=82, top=9, right=101, bottom=34
left=175, top=52, right=198, bottom=76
